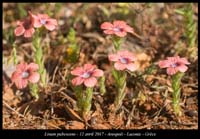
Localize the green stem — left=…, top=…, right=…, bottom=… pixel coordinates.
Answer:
left=83, top=87, right=93, bottom=118
left=100, top=76, right=106, bottom=95
left=11, top=42, right=18, bottom=65
left=29, top=83, right=39, bottom=100
left=171, top=72, right=184, bottom=116
left=74, top=85, right=84, bottom=114
left=32, top=29, right=47, bottom=87
left=112, top=36, right=123, bottom=51
left=113, top=70, right=127, bottom=111
left=74, top=86, right=93, bottom=119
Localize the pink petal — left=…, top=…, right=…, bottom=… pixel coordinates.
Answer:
left=28, top=72, right=40, bottom=83
left=72, top=77, right=84, bottom=86
left=158, top=60, right=171, bottom=68
left=177, top=65, right=188, bottom=72
left=27, top=63, right=39, bottom=71
left=103, top=30, right=114, bottom=35
left=125, top=25, right=134, bottom=33
left=11, top=71, right=22, bottom=82
left=15, top=78, right=28, bottom=89
left=114, top=62, right=126, bottom=71
left=14, top=26, right=25, bottom=36
left=83, top=64, right=96, bottom=71
left=179, top=58, right=190, bottom=65
left=118, top=51, right=136, bottom=61
left=71, top=67, right=84, bottom=76
left=108, top=54, right=119, bottom=62
left=47, top=19, right=58, bottom=25
left=44, top=23, right=56, bottom=31
left=126, top=63, right=137, bottom=72
left=38, top=14, right=49, bottom=19
left=16, top=21, right=23, bottom=26
left=100, top=22, right=113, bottom=29
left=16, top=63, right=28, bottom=72
left=33, top=18, right=42, bottom=28
left=166, top=67, right=178, bottom=75
left=28, top=11, right=36, bottom=23
left=167, top=56, right=178, bottom=62
left=113, top=20, right=127, bottom=27
left=114, top=31, right=127, bottom=37
left=24, top=28, right=35, bottom=38
left=92, top=69, right=103, bottom=77
left=84, top=77, right=97, bottom=87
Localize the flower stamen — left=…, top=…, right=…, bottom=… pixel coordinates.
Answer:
left=21, top=71, right=29, bottom=78
left=81, top=72, right=91, bottom=78
left=119, top=57, right=128, bottom=64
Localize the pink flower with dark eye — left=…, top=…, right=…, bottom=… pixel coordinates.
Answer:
left=14, top=12, right=35, bottom=38
left=71, top=64, right=104, bottom=87
left=158, top=56, right=190, bottom=75
left=100, top=20, right=134, bottom=37
left=32, top=13, right=58, bottom=31
left=11, top=63, right=40, bottom=89
left=108, top=50, right=138, bottom=71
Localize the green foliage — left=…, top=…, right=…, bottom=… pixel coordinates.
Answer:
left=45, top=3, right=53, bottom=16
left=175, top=3, right=197, bottom=59
left=17, top=3, right=27, bottom=18
left=4, top=27, right=15, bottom=46
left=115, top=3, right=130, bottom=15
left=64, top=28, right=80, bottom=64
left=55, top=3, right=62, bottom=14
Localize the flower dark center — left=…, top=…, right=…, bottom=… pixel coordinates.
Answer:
left=120, top=57, right=128, bottom=64
left=23, top=19, right=32, bottom=30
left=81, top=72, right=92, bottom=78
left=171, top=63, right=179, bottom=68
left=40, top=19, right=47, bottom=25
left=21, top=71, right=29, bottom=78
left=113, top=27, right=124, bottom=32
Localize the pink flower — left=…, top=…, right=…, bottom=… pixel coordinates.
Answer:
left=14, top=12, right=35, bottom=38
left=71, top=64, right=104, bottom=87
left=32, top=13, right=58, bottom=31
left=11, top=63, right=40, bottom=89
left=100, top=20, right=134, bottom=37
left=108, top=50, right=138, bottom=71
left=158, top=56, right=190, bottom=75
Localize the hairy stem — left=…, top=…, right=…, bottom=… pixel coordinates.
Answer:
left=113, top=70, right=127, bottom=111
left=29, top=83, right=39, bottom=100
left=32, top=29, right=47, bottom=87
left=171, top=72, right=184, bottom=116
left=83, top=87, right=93, bottom=119
left=112, top=36, right=123, bottom=51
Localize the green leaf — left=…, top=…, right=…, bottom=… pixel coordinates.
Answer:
left=112, top=69, right=118, bottom=79
left=174, top=9, right=185, bottom=15
left=100, top=76, right=106, bottom=95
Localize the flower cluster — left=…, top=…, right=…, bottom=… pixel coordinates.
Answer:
left=14, top=11, right=57, bottom=38
left=11, top=11, right=192, bottom=119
